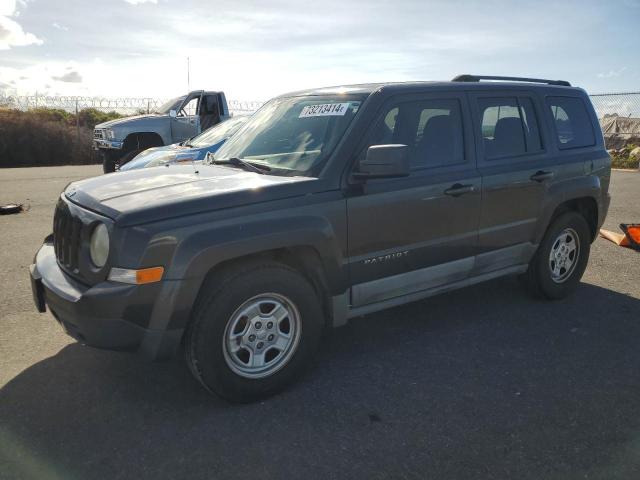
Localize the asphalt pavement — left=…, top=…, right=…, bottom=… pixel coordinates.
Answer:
left=1, top=166, right=639, bottom=480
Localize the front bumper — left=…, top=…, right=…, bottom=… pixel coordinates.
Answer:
left=93, top=139, right=123, bottom=150
left=30, top=243, right=184, bottom=360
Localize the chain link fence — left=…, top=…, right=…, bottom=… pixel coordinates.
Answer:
left=590, top=92, right=640, bottom=149
left=0, top=92, right=264, bottom=116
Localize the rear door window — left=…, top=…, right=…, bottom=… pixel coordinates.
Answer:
left=547, top=96, right=595, bottom=149
left=478, top=97, right=543, bottom=159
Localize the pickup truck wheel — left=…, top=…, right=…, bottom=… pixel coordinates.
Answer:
left=101, top=151, right=118, bottom=173
left=185, top=262, right=323, bottom=402
left=524, top=211, right=591, bottom=299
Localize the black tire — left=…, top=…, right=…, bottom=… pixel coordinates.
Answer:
left=184, top=261, right=324, bottom=402
left=101, top=151, right=118, bottom=173
left=524, top=211, right=591, bottom=299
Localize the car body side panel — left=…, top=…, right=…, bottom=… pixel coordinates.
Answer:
left=531, top=88, right=611, bottom=243
left=468, top=90, right=552, bottom=256
left=534, top=170, right=605, bottom=244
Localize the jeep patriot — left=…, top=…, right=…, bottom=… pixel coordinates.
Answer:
left=30, top=75, right=611, bottom=402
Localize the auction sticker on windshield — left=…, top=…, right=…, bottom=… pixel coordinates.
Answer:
left=299, top=103, right=350, bottom=118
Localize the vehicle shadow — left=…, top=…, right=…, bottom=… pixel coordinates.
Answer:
left=2, top=278, right=640, bottom=480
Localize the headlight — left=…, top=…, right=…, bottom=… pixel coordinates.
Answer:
left=105, top=129, right=116, bottom=140
left=90, top=223, right=109, bottom=268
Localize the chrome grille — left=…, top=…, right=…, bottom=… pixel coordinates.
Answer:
left=93, top=129, right=104, bottom=140
left=53, top=200, right=82, bottom=273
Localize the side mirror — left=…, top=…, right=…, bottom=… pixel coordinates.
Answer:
left=353, top=144, right=410, bottom=180
left=169, top=110, right=177, bottom=118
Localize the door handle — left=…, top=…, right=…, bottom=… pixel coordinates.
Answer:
left=530, top=170, right=554, bottom=182
left=444, top=183, right=476, bottom=197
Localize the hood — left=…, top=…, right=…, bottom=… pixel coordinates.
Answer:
left=119, top=144, right=190, bottom=171
left=65, top=164, right=317, bottom=226
left=95, top=114, right=166, bottom=129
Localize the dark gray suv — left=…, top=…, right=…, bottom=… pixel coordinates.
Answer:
left=30, top=75, right=611, bottom=402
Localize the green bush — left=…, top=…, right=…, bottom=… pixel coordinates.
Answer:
left=29, top=108, right=74, bottom=124
left=0, top=108, right=95, bottom=167
left=610, top=144, right=640, bottom=170
left=0, top=107, right=133, bottom=167
left=76, top=108, right=124, bottom=129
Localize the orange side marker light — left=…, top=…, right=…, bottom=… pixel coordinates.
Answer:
left=136, top=266, right=165, bottom=284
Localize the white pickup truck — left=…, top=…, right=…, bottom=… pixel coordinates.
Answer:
left=93, top=90, right=229, bottom=172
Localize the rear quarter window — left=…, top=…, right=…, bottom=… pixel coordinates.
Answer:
left=546, top=96, right=595, bottom=149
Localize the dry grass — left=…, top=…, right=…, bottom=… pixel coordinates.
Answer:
left=0, top=108, right=125, bottom=168
left=610, top=145, right=639, bottom=170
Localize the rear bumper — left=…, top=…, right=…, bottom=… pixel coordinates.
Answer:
left=30, top=243, right=184, bottom=360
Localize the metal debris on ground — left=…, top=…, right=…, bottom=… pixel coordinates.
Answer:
left=0, top=203, right=25, bottom=215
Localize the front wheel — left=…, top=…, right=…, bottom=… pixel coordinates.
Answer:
left=101, top=150, right=118, bottom=173
left=523, top=211, right=591, bottom=299
left=184, top=261, right=324, bottom=402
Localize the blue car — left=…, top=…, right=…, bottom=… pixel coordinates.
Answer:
left=119, top=116, right=248, bottom=171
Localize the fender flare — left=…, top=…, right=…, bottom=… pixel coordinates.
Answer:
left=535, top=174, right=601, bottom=245
left=161, top=215, right=347, bottom=331
left=122, top=132, right=166, bottom=151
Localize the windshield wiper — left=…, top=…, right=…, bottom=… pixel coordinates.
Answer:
left=212, top=157, right=270, bottom=174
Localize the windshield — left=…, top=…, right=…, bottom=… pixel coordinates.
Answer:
left=189, top=116, right=248, bottom=148
left=212, top=95, right=364, bottom=175
left=155, top=96, right=186, bottom=114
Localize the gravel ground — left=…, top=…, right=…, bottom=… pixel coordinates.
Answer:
left=1, top=166, right=639, bottom=480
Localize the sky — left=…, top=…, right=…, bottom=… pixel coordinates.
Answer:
left=0, top=0, right=639, bottom=102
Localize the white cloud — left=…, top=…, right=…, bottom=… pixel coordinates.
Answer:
left=124, top=0, right=158, bottom=4
left=0, top=62, right=91, bottom=95
left=0, top=15, right=42, bottom=49
left=52, top=22, right=68, bottom=31
left=0, top=0, right=42, bottom=49
left=598, top=67, right=627, bottom=79
left=0, top=0, right=16, bottom=16
left=52, top=70, right=82, bottom=83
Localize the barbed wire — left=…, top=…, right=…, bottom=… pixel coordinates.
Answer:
left=0, top=92, right=264, bottom=115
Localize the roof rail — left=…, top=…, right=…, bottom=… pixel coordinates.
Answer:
left=452, top=74, right=571, bottom=87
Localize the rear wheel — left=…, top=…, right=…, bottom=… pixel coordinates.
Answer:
left=524, top=211, right=591, bottom=299
left=185, top=261, right=324, bottom=402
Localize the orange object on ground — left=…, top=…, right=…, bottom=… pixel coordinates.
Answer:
left=599, top=228, right=630, bottom=246
left=599, top=224, right=640, bottom=251
left=620, top=224, right=640, bottom=249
